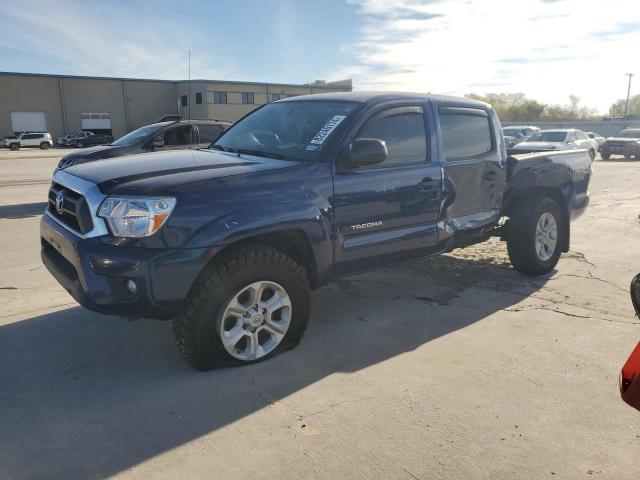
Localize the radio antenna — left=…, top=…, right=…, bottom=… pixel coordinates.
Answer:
left=188, top=50, right=192, bottom=147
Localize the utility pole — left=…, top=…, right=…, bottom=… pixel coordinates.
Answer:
left=188, top=50, right=192, bottom=146
left=624, top=73, right=634, bottom=117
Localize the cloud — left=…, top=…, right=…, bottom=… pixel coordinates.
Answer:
left=337, top=0, right=640, bottom=112
left=0, top=0, right=235, bottom=80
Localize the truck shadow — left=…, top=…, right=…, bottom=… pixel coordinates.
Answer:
left=0, top=202, right=47, bottom=219
left=0, top=248, right=551, bottom=480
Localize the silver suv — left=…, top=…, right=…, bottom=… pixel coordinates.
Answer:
left=4, top=132, right=53, bottom=150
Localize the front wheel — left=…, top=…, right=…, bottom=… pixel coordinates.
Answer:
left=173, top=245, right=311, bottom=371
left=40, top=142, right=50, bottom=150
left=9, top=143, right=19, bottom=151
left=506, top=196, right=564, bottom=275
left=601, top=152, right=610, bottom=160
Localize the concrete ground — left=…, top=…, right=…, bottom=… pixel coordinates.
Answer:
left=0, top=149, right=639, bottom=480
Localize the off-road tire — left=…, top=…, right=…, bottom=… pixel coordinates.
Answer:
left=9, top=143, right=19, bottom=151
left=173, top=245, right=311, bottom=371
left=506, top=196, right=563, bottom=275
left=40, top=142, right=50, bottom=150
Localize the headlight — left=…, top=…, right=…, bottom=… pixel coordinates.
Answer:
left=98, top=197, right=176, bottom=237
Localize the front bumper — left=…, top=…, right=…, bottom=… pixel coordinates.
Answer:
left=40, top=213, right=210, bottom=319
left=602, top=144, right=640, bottom=156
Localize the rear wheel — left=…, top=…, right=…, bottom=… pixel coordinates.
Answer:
left=506, top=196, right=564, bottom=275
left=40, top=142, right=50, bottom=150
left=9, top=143, right=19, bottom=151
left=601, top=152, right=610, bottom=160
left=173, top=245, right=311, bottom=371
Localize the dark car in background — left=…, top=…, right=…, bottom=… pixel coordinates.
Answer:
left=601, top=128, right=640, bottom=160
left=69, top=131, right=113, bottom=148
left=57, top=119, right=232, bottom=169
left=502, top=125, right=540, bottom=148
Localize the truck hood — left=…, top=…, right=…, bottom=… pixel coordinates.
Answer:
left=63, top=148, right=298, bottom=193
left=512, top=141, right=567, bottom=150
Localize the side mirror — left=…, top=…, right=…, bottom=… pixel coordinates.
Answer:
left=152, top=136, right=165, bottom=148
left=345, top=138, right=388, bottom=169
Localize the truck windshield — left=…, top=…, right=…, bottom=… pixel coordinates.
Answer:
left=527, top=132, right=567, bottom=142
left=619, top=130, right=640, bottom=138
left=111, top=124, right=162, bottom=146
left=213, top=100, right=359, bottom=161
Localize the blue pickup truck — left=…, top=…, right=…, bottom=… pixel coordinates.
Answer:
left=41, top=92, right=592, bottom=370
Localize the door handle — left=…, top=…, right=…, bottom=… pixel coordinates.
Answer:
left=418, top=177, right=437, bottom=190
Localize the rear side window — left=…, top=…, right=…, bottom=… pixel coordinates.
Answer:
left=439, top=107, right=493, bottom=161
left=198, top=124, right=223, bottom=143
left=164, top=125, right=192, bottom=145
left=354, top=106, right=427, bottom=169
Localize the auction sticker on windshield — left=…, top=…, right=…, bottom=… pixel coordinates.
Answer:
left=309, top=115, right=347, bottom=145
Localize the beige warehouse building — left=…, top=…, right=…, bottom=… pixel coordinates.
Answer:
left=0, top=72, right=352, bottom=139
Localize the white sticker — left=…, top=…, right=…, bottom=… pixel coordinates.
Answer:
left=309, top=115, right=347, bottom=145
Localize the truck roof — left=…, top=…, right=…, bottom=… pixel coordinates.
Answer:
left=281, top=91, right=490, bottom=109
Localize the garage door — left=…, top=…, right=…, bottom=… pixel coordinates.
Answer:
left=81, top=113, right=112, bottom=135
left=10, top=112, right=47, bottom=134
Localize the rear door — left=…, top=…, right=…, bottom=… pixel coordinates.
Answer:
left=332, top=103, right=443, bottom=275
left=436, top=104, right=506, bottom=230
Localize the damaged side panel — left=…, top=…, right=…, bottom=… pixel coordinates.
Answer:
left=434, top=104, right=507, bottom=245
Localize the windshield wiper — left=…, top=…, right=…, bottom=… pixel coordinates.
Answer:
left=232, top=148, right=288, bottom=160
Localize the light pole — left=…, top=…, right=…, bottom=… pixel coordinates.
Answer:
left=624, top=73, right=634, bottom=117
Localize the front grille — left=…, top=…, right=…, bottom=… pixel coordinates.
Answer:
left=47, top=182, right=94, bottom=234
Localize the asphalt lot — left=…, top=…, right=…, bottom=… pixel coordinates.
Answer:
left=0, top=148, right=639, bottom=480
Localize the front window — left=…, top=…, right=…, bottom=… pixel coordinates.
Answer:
left=527, top=132, right=568, bottom=142
left=111, top=124, right=163, bottom=146
left=213, top=100, right=359, bottom=161
left=620, top=130, right=640, bottom=138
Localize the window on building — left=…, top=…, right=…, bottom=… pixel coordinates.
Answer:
left=242, top=92, right=255, bottom=104
left=211, top=92, right=227, bottom=104
left=438, top=107, right=493, bottom=161
left=181, top=95, right=188, bottom=107
left=195, top=92, right=203, bottom=104
left=354, top=106, right=428, bottom=169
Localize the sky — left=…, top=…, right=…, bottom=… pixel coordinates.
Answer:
left=1, top=0, right=639, bottom=113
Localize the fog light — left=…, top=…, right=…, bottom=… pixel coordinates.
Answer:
left=126, top=279, right=138, bottom=295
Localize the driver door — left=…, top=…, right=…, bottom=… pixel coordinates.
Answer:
left=332, top=104, right=443, bottom=276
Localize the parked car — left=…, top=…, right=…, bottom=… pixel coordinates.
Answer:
left=600, top=128, right=640, bottom=160
left=68, top=131, right=113, bottom=148
left=502, top=125, right=541, bottom=148
left=2, top=135, right=19, bottom=148
left=620, top=274, right=640, bottom=411
left=510, top=129, right=598, bottom=160
left=4, top=132, right=53, bottom=150
left=57, top=120, right=232, bottom=169
left=56, top=133, right=79, bottom=146
left=585, top=131, right=606, bottom=150
left=41, top=92, right=592, bottom=370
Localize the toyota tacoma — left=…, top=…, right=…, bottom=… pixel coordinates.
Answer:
left=41, top=92, right=593, bottom=370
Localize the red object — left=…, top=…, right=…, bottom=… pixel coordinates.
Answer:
left=621, top=341, right=640, bottom=411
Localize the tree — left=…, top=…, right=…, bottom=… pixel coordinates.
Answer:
left=465, top=93, right=597, bottom=122
left=609, top=94, right=640, bottom=117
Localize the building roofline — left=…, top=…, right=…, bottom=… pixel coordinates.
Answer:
left=0, top=71, right=351, bottom=90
